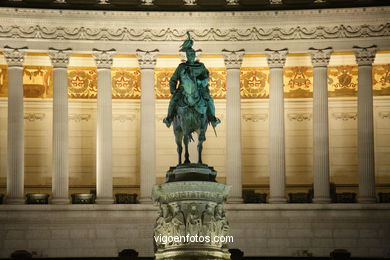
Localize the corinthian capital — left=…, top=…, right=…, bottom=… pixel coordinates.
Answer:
left=92, top=48, right=116, bottom=69
left=353, top=45, right=377, bottom=66
left=308, top=47, right=333, bottom=67
left=136, top=49, right=159, bottom=69
left=48, top=47, right=72, bottom=68
left=265, top=48, right=288, bottom=68
left=222, top=49, right=245, bottom=69
left=3, top=45, right=28, bottom=67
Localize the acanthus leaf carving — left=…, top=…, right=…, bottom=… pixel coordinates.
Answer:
left=353, top=45, right=377, bottom=66
left=221, top=49, right=245, bottom=69
left=3, top=45, right=28, bottom=67
left=92, top=48, right=116, bottom=69
left=308, top=47, right=333, bottom=67
left=265, top=48, right=288, bottom=68
left=136, top=49, right=159, bottom=69
left=48, top=47, right=72, bottom=68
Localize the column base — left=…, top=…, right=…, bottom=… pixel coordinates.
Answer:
left=358, top=196, right=377, bottom=203
left=268, top=196, right=287, bottom=204
left=6, top=197, right=25, bottom=204
left=138, top=197, right=153, bottom=204
left=227, top=196, right=243, bottom=204
left=51, top=197, right=70, bottom=204
left=312, top=197, right=331, bottom=204
left=95, top=197, right=114, bottom=204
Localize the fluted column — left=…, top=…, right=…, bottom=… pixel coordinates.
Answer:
left=49, top=48, right=72, bottom=204
left=4, top=46, right=27, bottom=204
left=222, top=49, right=245, bottom=203
left=265, top=48, right=288, bottom=204
left=136, top=49, right=159, bottom=203
left=309, top=47, right=333, bottom=203
left=353, top=45, right=377, bottom=203
left=93, top=48, right=116, bottom=204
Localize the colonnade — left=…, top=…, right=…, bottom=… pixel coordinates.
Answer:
left=2, top=45, right=378, bottom=204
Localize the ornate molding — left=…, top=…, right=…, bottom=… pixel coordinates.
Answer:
left=24, top=113, right=45, bottom=121
left=183, top=0, right=197, bottom=5
left=270, top=0, right=282, bottom=4
left=353, top=45, right=377, bottom=66
left=141, top=0, right=154, bottom=5
left=221, top=49, right=245, bottom=69
left=3, top=45, right=27, bottom=67
left=378, top=111, right=390, bottom=119
left=226, top=0, right=239, bottom=5
left=0, top=24, right=388, bottom=42
left=308, top=47, right=333, bottom=67
left=48, top=47, right=72, bottom=68
left=113, top=114, right=136, bottom=122
left=287, top=113, right=312, bottom=122
left=265, top=48, right=288, bottom=68
left=242, top=113, right=267, bottom=122
left=332, top=112, right=357, bottom=121
left=69, top=113, right=91, bottom=122
left=136, top=49, right=159, bottom=69
left=92, top=48, right=116, bottom=69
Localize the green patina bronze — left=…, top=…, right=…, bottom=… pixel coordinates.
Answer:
left=163, top=32, right=220, bottom=165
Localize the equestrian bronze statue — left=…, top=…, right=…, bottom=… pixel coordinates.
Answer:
left=163, top=32, right=220, bottom=165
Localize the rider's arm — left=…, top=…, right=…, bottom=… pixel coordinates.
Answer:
left=169, top=64, right=182, bottom=94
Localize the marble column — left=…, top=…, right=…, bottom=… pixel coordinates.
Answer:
left=4, top=46, right=27, bottom=204
left=222, top=49, right=245, bottom=203
left=93, top=48, right=116, bottom=204
left=353, top=45, right=377, bottom=203
left=136, top=49, right=159, bottom=203
left=309, top=47, right=333, bottom=203
left=265, top=48, right=288, bottom=204
left=49, top=48, right=72, bottom=204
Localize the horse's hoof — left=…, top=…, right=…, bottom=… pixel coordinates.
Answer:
left=184, top=160, right=191, bottom=164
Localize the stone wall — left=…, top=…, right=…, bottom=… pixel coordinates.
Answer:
left=0, top=204, right=389, bottom=258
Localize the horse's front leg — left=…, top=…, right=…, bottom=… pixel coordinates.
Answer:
left=183, top=135, right=190, bottom=164
left=175, top=135, right=183, bottom=165
left=197, top=140, right=203, bottom=164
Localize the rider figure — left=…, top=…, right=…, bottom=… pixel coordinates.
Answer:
left=163, top=35, right=221, bottom=128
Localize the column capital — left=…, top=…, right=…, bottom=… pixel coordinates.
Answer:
left=265, top=48, right=288, bottom=68
left=308, top=47, right=333, bottom=67
left=136, top=49, right=159, bottom=69
left=48, top=47, right=72, bottom=68
left=353, top=45, right=377, bottom=66
left=3, top=45, right=28, bottom=67
left=92, top=48, right=116, bottom=69
left=222, top=49, right=245, bottom=69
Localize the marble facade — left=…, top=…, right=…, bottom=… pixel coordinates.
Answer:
left=0, top=5, right=389, bottom=258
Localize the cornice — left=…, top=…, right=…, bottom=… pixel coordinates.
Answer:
left=0, top=23, right=388, bottom=42
left=0, top=6, right=389, bottom=19
left=0, top=7, right=388, bottom=46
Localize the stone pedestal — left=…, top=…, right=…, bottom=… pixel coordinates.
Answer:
left=152, top=165, right=231, bottom=260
